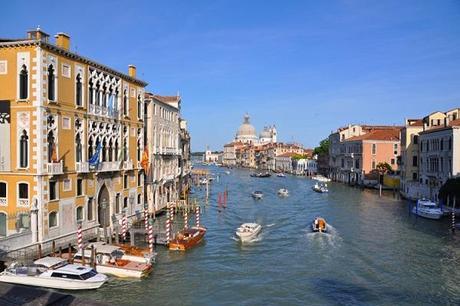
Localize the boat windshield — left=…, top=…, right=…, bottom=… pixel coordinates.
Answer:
left=80, top=269, right=98, bottom=280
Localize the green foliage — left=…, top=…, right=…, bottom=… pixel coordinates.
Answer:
left=376, top=162, right=392, bottom=174
left=291, top=154, right=309, bottom=160
left=313, top=139, right=330, bottom=156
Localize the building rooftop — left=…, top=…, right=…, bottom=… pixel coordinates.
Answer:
left=345, top=128, right=401, bottom=142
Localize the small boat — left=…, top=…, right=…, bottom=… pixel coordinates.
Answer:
left=88, top=242, right=155, bottom=264
left=312, top=175, right=331, bottom=183
left=169, top=227, right=207, bottom=251
left=276, top=173, right=286, bottom=178
left=0, top=257, right=107, bottom=290
left=412, top=199, right=443, bottom=220
left=278, top=188, right=289, bottom=197
left=312, top=217, right=327, bottom=232
left=236, top=223, right=262, bottom=242
left=199, top=178, right=208, bottom=185
left=252, top=191, right=263, bottom=199
left=312, top=183, right=328, bottom=193
left=225, top=170, right=231, bottom=175
left=250, top=172, right=272, bottom=178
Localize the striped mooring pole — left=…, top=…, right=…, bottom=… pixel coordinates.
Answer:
left=122, top=214, right=128, bottom=241
left=195, top=205, right=200, bottom=227
left=148, top=219, right=154, bottom=253
left=144, top=208, right=149, bottom=233
left=77, top=224, right=83, bottom=250
left=165, top=212, right=171, bottom=245
left=184, top=208, right=188, bottom=229
left=169, top=203, right=174, bottom=221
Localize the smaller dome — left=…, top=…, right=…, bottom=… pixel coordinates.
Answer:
left=260, top=128, right=271, bottom=139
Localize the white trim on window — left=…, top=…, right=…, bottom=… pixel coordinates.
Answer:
left=0, top=181, right=7, bottom=207
left=0, top=60, right=7, bottom=74
left=63, top=178, right=72, bottom=192
left=76, top=206, right=84, bottom=222
left=17, top=181, right=29, bottom=208
left=49, top=211, right=59, bottom=228
left=61, top=63, right=71, bottom=78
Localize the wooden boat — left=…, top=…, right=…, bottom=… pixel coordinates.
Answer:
left=169, top=227, right=207, bottom=251
left=115, top=243, right=156, bottom=263
left=312, top=217, right=327, bottom=233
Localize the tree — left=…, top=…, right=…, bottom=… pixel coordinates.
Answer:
left=313, top=138, right=330, bottom=156
left=376, top=162, right=393, bottom=174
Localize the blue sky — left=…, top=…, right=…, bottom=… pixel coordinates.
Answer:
left=2, top=0, right=460, bottom=151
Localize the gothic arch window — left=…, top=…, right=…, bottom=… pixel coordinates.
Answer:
left=19, top=64, right=28, bottom=99
left=114, top=140, right=119, bottom=161
left=88, top=136, right=94, bottom=160
left=102, top=84, right=107, bottom=107
left=47, top=65, right=55, bottom=101
left=95, top=82, right=101, bottom=106
left=19, top=130, right=28, bottom=168
left=88, top=79, right=94, bottom=105
left=123, top=89, right=128, bottom=116
left=76, top=133, right=82, bottom=163
left=137, top=139, right=141, bottom=162
left=108, top=139, right=113, bottom=161
left=47, top=131, right=55, bottom=163
left=76, top=74, right=82, bottom=106
left=137, top=95, right=141, bottom=119
left=102, top=138, right=107, bottom=162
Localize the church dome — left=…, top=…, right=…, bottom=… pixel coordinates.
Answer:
left=236, top=114, right=257, bottom=138
left=260, top=128, right=271, bottom=139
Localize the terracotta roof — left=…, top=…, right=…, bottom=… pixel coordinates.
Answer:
left=407, top=119, right=423, bottom=127
left=449, top=119, right=460, bottom=126
left=345, top=128, right=400, bottom=142
left=277, top=152, right=297, bottom=158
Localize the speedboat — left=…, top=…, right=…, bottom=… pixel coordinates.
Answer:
left=0, top=257, right=107, bottom=290
left=276, top=173, right=286, bottom=178
left=169, top=226, right=207, bottom=251
left=312, top=183, right=328, bottom=193
left=312, top=217, right=327, bottom=233
left=278, top=188, right=289, bottom=197
left=412, top=199, right=443, bottom=220
left=72, top=245, right=152, bottom=278
left=252, top=191, right=263, bottom=199
left=312, top=175, right=331, bottom=183
left=236, top=223, right=262, bottom=242
left=225, top=170, right=231, bottom=175
left=251, top=172, right=271, bottom=178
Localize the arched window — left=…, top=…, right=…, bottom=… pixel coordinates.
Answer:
left=102, top=84, right=107, bottom=107
left=0, top=182, right=7, bottom=205
left=114, top=140, right=119, bottom=162
left=47, top=131, right=55, bottom=163
left=108, top=139, right=113, bottom=161
left=123, top=90, right=128, bottom=116
left=88, top=79, right=94, bottom=105
left=102, top=138, right=107, bottom=162
left=76, top=74, right=82, bottom=106
left=137, top=95, right=141, bottom=119
left=18, top=183, right=28, bottom=205
left=47, top=65, right=55, bottom=101
left=19, top=130, right=28, bottom=168
left=0, top=212, right=6, bottom=237
left=123, top=197, right=128, bottom=209
left=88, top=137, right=93, bottom=160
left=95, top=82, right=101, bottom=106
left=137, top=139, right=141, bottom=162
left=76, top=133, right=82, bottom=163
left=19, top=65, right=28, bottom=99
left=76, top=206, right=83, bottom=222
left=137, top=193, right=142, bottom=206
left=123, top=138, right=128, bottom=162
left=49, top=211, right=58, bottom=228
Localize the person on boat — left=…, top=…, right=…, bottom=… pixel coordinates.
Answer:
left=314, top=218, right=319, bottom=230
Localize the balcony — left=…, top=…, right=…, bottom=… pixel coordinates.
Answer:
left=99, top=161, right=120, bottom=172
left=47, top=161, right=63, bottom=175
left=161, top=147, right=180, bottom=155
left=0, top=197, right=6, bottom=206
left=76, top=162, right=89, bottom=173
left=18, top=198, right=29, bottom=207
left=123, top=160, right=133, bottom=170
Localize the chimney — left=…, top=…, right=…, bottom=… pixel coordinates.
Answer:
left=128, top=65, right=136, bottom=78
left=55, top=32, right=70, bottom=50
left=27, top=27, right=50, bottom=43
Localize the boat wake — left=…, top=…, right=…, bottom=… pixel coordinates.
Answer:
left=265, top=223, right=275, bottom=228
left=305, top=224, right=342, bottom=251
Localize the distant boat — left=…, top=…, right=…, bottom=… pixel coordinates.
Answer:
left=252, top=191, right=264, bottom=199
left=312, top=182, right=328, bottom=193
left=236, top=223, right=262, bottom=242
left=278, top=188, right=289, bottom=197
left=412, top=199, right=443, bottom=220
left=312, top=175, right=331, bottom=183
left=312, top=217, right=327, bottom=233
left=277, top=173, right=286, bottom=178
left=251, top=172, right=271, bottom=178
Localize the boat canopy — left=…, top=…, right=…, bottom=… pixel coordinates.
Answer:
left=34, top=256, right=67, bottom=268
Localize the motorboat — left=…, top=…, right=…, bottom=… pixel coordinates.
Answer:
left=250, top=172, right=272, bottom=178
left=88, top=242, right=155, bottom=264
left=276, top=173, right=286, bottom=178
left=312, top=217, right=327, bottom=233
left=235, top=223, right=262, bottom=242
left=225, top=170, right=231, bottom=175
left=252, top=191, right=264, bottom=199
left=312, top=175, right=331, bottom=183
left=412, top=199, right=443, bottom=220
left=199, top=178, right=208, bottom=185
left=72, top=245, right=152, bottom=278
left=278, top=188, right=289, bottom=197
left=312, top=183, right=328, bottom=193
left=0, top=257, right=107, bottom=290
left=169, top=227, right=207, bottom=251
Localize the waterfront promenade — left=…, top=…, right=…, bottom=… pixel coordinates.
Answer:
left=73, top=165, right=460, bottom=305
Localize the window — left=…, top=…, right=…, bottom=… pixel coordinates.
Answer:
left=16, top=213, right=30, bottom=231
left=76, top=206, right=83, bottom=222
left=355, top=159, right=360, bottom=169
left=412, top=172, right=417, bottom=180
left=123, top=197, right=128, bottom=209
left=49, top=211, right=58, bottom=228
left=123, top=174, right=128, bottom=189
left=412, top=156, right=418, bottom=167
left=123, top=90, right=128, bottom=116
left=48, top=65, right=56, bottom=101
left=87, top=198, right=94, bottom=221
left=0, top=182, right=6, bottom=202
left=137, top=95, right=142, bottom=119
left=88, top=79, right=93, bottom=105
left=137, top=172, right=142, bottom=186
left=448, top=137, right=452, bottom=150
left=372, top=160, right=376, bottom=170
left=440, top=139, right=444, bottom=151
left=19, top=130, right=28, bottom=168
left=0, top=60, right=7, bottom=74
left=372, top=143, right=376, bottom=155
left=62, top=117, right=71, bottom=129
left=76, top=74, right=82, bottom=106
left=49, top=181, right=57, bottom=201
left=19, top=64, right=28, bottom=99
left=413, top=135, right=418, bottom=144
left=391, top=158, right=395, bottom=165
left=137, top=194, right=142, bottom=206
left=75, top=134, right=82, bottom=163
left=61, top=64, right=71, bottom=78
left=77, top=178, right=83, bottom=196
left=18, top=183, right=28, bottom=200
left=63, top=179, right=71, bottom=191
left=115, top=193, right=120, bottom=214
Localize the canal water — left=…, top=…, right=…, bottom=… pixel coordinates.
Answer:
left=76, top=166, right=460, bottom=305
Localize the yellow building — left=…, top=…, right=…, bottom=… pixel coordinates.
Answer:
left=0, top=28, right=147, bottom=251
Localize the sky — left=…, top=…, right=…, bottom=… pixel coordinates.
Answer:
left=2, top=0, right=460, bottom=151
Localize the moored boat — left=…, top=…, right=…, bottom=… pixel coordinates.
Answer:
left=236, top=223, right=262, bottom=242
left=169, top=227, right=207, bottom=251
left=312, top=217, right=327, bottom=233
left=276, top=173, right=286, bottom=178
left=252, top=191, right=264, bottom=199
left=312, top=175, right=331, bottom=183
left=412, top=199, right=443, bottom=220
left=0, top=257, right=107, bottom=290
left=278, top=188, right=289, bottom=197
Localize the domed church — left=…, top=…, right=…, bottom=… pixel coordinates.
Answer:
left=234, top=114, right=276, bottom=144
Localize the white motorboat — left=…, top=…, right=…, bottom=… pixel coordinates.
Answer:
left=312, top=217, right=327, bottom=233
left=278, top=188, right=289, bottom=197
left=312, top=175, right=331, bottom=183
left=73, top=245, right=152, bottom=278
left=277, top=173, right=286, bottom=178
left=225, top=170, right=231, bottom=175
left=252, top=191, right=263, bottom=199
left=312, top=183, right=328, bottom=193
left=412, top=199, right=443, bottom=220
left=0, top=257, right=107, bottom=290
left=236, top=223, right=262, bottom=242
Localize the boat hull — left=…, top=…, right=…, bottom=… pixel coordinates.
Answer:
left=0, top=274, right=106, bottom=290
left=412, top=208, right=443, bottom=220
left=169, top=227, right=206, bottom=251
left=236, top=226, right=262, bottom=242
